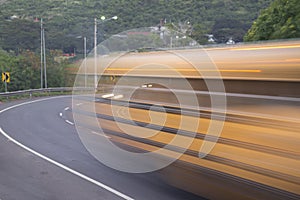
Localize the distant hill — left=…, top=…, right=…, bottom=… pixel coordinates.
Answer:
left=0, top=0, right=272, bottom=53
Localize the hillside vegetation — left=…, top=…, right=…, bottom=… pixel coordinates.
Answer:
left=0, top=0, right=272, bottom=53
left=0, top=0, right=275, bottom=92
left=244, top=0, right=300, bottom=41
left=0, top=49, right=72, bottom=92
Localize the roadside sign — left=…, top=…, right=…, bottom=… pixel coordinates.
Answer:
left=2, top=72, right=10, bottom=93
left=2, top=72, right=10, bottom=83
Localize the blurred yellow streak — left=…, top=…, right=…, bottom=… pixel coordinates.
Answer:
left=105, top=68, right=261, bottom=73
left=230, top=45, right=300, bottom=51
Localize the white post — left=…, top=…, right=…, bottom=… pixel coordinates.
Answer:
left=4, top=81, right=7, bottom=93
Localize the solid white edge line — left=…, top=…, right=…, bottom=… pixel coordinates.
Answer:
left=0, top=97, right=134, bottom=200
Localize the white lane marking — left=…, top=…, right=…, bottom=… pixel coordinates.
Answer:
left=113, top=95, right=124, bottom=100
left=76, top=103, right=83, bottom=106
left=59, top=113, right=63, bottom=117
left=0, top=128, right=133, bottom=200
left=91, top=131, right=111, bottom=139
left=102, top=93, right=114, bottom=98
left=63, top=106, right=74, bottom=125
left=65, top=120, right=74, bottom=126
left=64, top=107, right=70, bottom=111
left=0, top=97, right=134, bottom=200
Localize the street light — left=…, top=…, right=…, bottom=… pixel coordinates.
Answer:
left=94, top=15, right=118, bottom=90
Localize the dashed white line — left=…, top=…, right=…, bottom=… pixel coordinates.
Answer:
left=76, top=103, right=83, bottom=106
left=0, top=97, right=134, bottom=200
left=65, top=120, right=74, bottom=126
left=59, top=112, right=63, bottom=117
left=64, top=107, right=70, bottom=111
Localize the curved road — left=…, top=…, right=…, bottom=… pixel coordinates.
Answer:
left=0, top=96, right=202, bottom=200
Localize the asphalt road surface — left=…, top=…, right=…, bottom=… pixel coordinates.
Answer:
left=0, top=96, right=203, bottom=200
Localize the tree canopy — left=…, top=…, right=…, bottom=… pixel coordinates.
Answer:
left=0, top=0, right=276, bottom=91
left=244, top=0, right=300, bottom=41
left=0, top=49, right=73, bottom=92
left=0, top=0, right=272, bottom=53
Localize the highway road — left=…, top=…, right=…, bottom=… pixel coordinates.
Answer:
left=0, top=96, right=202, bottom=200
left=75, top=40, right=300, bottom=81
left=71, top=95, right=300, bottom=199
left=1, top=40, right=299, bottom=200
left=69, top=40, right=300, bottom=199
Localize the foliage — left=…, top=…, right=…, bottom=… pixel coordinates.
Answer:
left=0, top=0, right=272, bottom=54
left=0, top=0, right=275, bottom=91
left=0, top=49, right=73, bottom=92
left=0, top=91, right=72, bottom=102
left=244, top=0, right=300, bottom=41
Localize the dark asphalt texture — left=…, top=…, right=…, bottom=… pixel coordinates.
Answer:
left=0, top=96, right=202, bottom=200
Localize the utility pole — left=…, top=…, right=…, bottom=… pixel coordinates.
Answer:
left=84, top=36, right=87, bottom=88
left=43, top=28, right=47, bottom=88
left=40, top=18, right=43, bottom=88
left=94, top=18, right=97, bottom=90
left=40, top=18, right=47, bottom=88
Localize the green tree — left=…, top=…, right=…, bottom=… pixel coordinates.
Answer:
left=0, top=49, right=73, bottom=92
left=244, top=0, right=300, bottom=41
left=0, top=19, right=40, bottom=53
left=0, top=0, right=272, bottom=51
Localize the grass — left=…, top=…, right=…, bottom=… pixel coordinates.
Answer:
left=0, top=91, right=72, bottom=103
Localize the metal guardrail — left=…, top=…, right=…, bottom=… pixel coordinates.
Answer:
left=0, top=87, right=94, bottom=98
